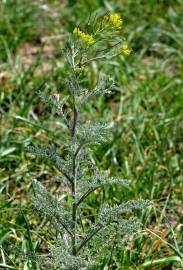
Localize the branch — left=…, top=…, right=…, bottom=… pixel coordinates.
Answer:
left=76, top=223, right=103, bottom=253
left=74, top=143, right=84, bottom=159
left=76, top=41, right=121, bottom=67
left=77, top=55, right=107, bottom=66
left=79, top=78, right=114, bottom=109
left=59, top=169, right=73, bottom=184
left=76, top=186, right=100, bottom=208
left=53, top=213, right=74, bottom=239
left=76, top=178, right=128, bottom=208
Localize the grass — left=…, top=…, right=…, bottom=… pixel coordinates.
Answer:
left=0, top=0, right=183, bottom=269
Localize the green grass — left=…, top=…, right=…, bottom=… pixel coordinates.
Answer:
left=0, top=0, right=183, bottom=269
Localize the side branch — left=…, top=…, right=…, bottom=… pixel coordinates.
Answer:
left=55, top=214, right=74, bottom=238
left=75, top=177, right=128, bottom=208
left=76, top=223, right=103, bottom=253
left=61, top=169, right=73, bottom=184
left=75, top=186, right=100, bottom=208
left=74, top=143, right=84, bottom=159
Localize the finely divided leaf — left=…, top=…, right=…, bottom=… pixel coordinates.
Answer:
left=99, top=199, right=150, bottom=225
left=50, top=246, right=95, bottom=270
left=26, top=145, right=73, bottom=182
left=33, top=181, right=72, bottom=235
left=76, top=122, right=111, bottom=145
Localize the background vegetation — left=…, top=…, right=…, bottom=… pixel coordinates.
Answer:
left=0, top=0, right=183, bottom=269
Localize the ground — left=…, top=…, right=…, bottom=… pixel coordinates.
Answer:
left=0, top=1, right=183, bottom=269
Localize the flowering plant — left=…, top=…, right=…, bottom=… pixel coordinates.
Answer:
left=26, top=13, right=149, bottom=269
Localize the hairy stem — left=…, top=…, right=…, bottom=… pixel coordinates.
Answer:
left=69, top=48, right=79, bottom=255
left=71, top=102, right=78, bottom=255
left=71, top=107, right=78, bottom=138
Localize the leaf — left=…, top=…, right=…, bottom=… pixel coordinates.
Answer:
left=26, top=145, right=73, bottom=182
left=33, top=181, right=72, bottom=237
left=76, top=122, right=111, bottom=145
left=99, top=199, right=151, bottom=225
left=50, top=246, right=95, bottom=270
left=80, top=76, right=114, bottom=107
left=38, top=91, right=69, bottom=125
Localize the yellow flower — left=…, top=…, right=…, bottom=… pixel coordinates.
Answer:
left=75, top=66, right=84, bottom=74
left=81, top=33, right=95, bottom=45
left=120, top=44, right=132, bottom=56
left=105, top=14, right=123, bottom=30
left=73, top=27, right=95, bottom=45
left=73, top=27, right=82, bottom=36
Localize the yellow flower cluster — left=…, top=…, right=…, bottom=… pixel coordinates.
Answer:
left=120, top=44, right=132, bottom=56
left=75, top=66, right=85, bottom=74
left=105, top=14, right=123, bottom=30
left=73, top=27, right=95, bottom=45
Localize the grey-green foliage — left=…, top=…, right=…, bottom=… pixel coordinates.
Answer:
left=26, top=14, right=150, bottom=270
left=50, top=247, right=96, bottom=270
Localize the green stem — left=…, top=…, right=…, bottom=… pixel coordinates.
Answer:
left=70, top=48, right=78, bottom=255
left=71, top=116, right=77, bottom=255
left=75, top=185, right=102, bottom=208
left=141, top=256, right=183, bottom=269
left=78, top=55, right=107, bottom=66
left=76, top=223, right=103, bottom=253
left=71, top=107, right=78, bottom=138
left=71, top=103, right=78, bottom=255
left=76, top=42, right=121, bottom=67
